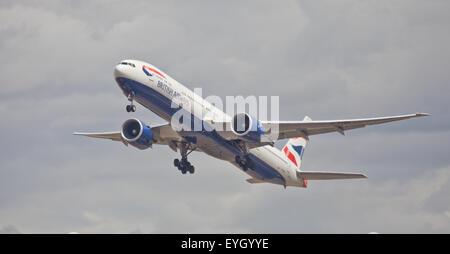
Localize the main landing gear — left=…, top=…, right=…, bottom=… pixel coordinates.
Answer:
left=174, top=158, right=194, bottom=174
left=173, top=142, right=196, bottom=174
left=233, top=140, right=254, bottom=171
left=235, top=156, right=249, bottom=171
left=235, top=155, right=255, bottom=172
left=126, top=91, right=136, bottom=112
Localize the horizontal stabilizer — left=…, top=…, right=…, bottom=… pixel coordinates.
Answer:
left=297, top=171, right=367, bottom=180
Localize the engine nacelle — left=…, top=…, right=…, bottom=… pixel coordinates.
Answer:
left=231, top=113, right=265, bottom=142
left=121, top=118, right=154, bottom=150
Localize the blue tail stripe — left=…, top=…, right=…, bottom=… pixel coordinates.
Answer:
left=291, top=145, right=303, bottom=159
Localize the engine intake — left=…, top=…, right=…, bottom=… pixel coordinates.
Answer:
left=231, top=113, right=265, bottom=142
left=121, top=118, right=154, bottom=150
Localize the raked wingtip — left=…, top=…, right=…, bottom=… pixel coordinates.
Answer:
left=415, top=113, right=431, bottom=117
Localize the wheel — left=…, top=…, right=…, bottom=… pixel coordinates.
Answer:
left=236, top=156, right=248, bottom=169
left=131, top=105, right=136, bottom=112
left=126, top=105, right=131, bottom=112
left=181, top=167, right=187, bottom=174
left=174, top=159, right=180, bottom=167
left=189, top=165, right=195, bottom=174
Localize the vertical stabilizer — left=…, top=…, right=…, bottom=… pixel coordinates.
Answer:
left=282, top=136, right=308, bottom=170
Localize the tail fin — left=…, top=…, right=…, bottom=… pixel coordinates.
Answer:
left=282, top=136, right=308, bottom=169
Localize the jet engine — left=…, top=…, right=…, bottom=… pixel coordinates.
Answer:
left=231, top=113, right=265, bottom=142
left=121, top=118, right=154, bottom=150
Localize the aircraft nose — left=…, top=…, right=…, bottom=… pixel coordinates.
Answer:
left=114, top=62, right=132, bottom=94
left=114, top=64, right=127, bottom=78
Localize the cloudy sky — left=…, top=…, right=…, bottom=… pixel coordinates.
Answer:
left=0, top=0, right=449, bottom=233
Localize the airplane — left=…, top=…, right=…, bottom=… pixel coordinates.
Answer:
left=74, top=59, right=430, bottom=188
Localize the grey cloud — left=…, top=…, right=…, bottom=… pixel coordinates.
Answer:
left=0, top=225, right=22, bottom=234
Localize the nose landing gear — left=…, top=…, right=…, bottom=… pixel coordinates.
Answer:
left=126, top=104, right=136, bottom=112
left=126, top=91, right=136, bottom=112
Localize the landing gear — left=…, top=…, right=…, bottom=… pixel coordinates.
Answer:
left=174, top=158, right=194, bottom=174
left=233, top=141, right=253, bottom=171
left=235, top=155, right=253, bottom=171
left=126, top=91, right=136, bottom=112
left=126, top=104, right=136, bottom=112
left=174, top=143, right=196, bottom=174
left=175, top=158, right=194, bottom=174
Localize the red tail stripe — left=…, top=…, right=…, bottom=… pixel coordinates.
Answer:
left=287, top=151, right=298, bottom=166
left=284, top=146, right=298, bottom=166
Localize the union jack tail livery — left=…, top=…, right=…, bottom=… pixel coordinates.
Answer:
left=282, top=136, right=308, bottom=170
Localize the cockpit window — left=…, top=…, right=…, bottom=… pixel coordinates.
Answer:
left=119, top=62, right=135, bottom=68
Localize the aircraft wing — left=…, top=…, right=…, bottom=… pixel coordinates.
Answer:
left=73, top=131, right=123, bottom=141
left=73, top=131, right=129, bottom=147
left=73, top=124, right=183, bottom=151
left=263, top=113, right=430, bottom=140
